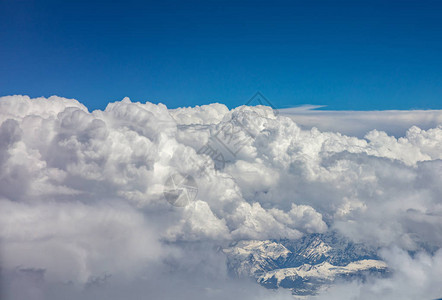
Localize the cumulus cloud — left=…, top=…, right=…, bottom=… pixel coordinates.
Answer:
left=313, top=247, right=442, bottom=300
left=0, top=95, right=441, bottom=299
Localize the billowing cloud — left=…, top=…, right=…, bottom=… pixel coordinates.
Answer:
left=0, top=95, right=441, bottom=299
left=313, top=247, right=442, bottom=300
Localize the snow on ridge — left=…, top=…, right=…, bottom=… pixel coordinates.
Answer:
left=223, top=240, right=291, bottom=260
left=299, top=237, right=332, bottom=260
left=259, top=259, right=387, bottom=284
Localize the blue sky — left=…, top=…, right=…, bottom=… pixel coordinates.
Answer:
left=1, top=0, right=442, bottom=111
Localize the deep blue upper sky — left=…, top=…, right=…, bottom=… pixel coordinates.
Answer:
left=1, top=0, right=442, bottom=111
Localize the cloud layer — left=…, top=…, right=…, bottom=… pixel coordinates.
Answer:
left=1, top=95, right=441, bottom=299
left=281, top=106, right=442, bottom=137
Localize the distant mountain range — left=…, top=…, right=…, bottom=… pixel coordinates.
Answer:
left=223, top=232, right=389, bottom=296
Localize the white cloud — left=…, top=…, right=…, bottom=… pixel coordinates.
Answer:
left=281, top=106, right=442, bottom=137
left=0, top=199, right=161, bottom=285
left=313, top=247, right=442, bottom=300
left=0, top=95, right=441, bottom=299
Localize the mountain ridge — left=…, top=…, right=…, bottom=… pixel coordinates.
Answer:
left=223, top=231, right=389, bottom=296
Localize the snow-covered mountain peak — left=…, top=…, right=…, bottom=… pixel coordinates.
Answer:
left=223, top=232, right=388, bottom=296
left=223, top=240, right=291, bottom=260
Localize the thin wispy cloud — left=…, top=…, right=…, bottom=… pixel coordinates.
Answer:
left=280, top=106, right=442, bottom=137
